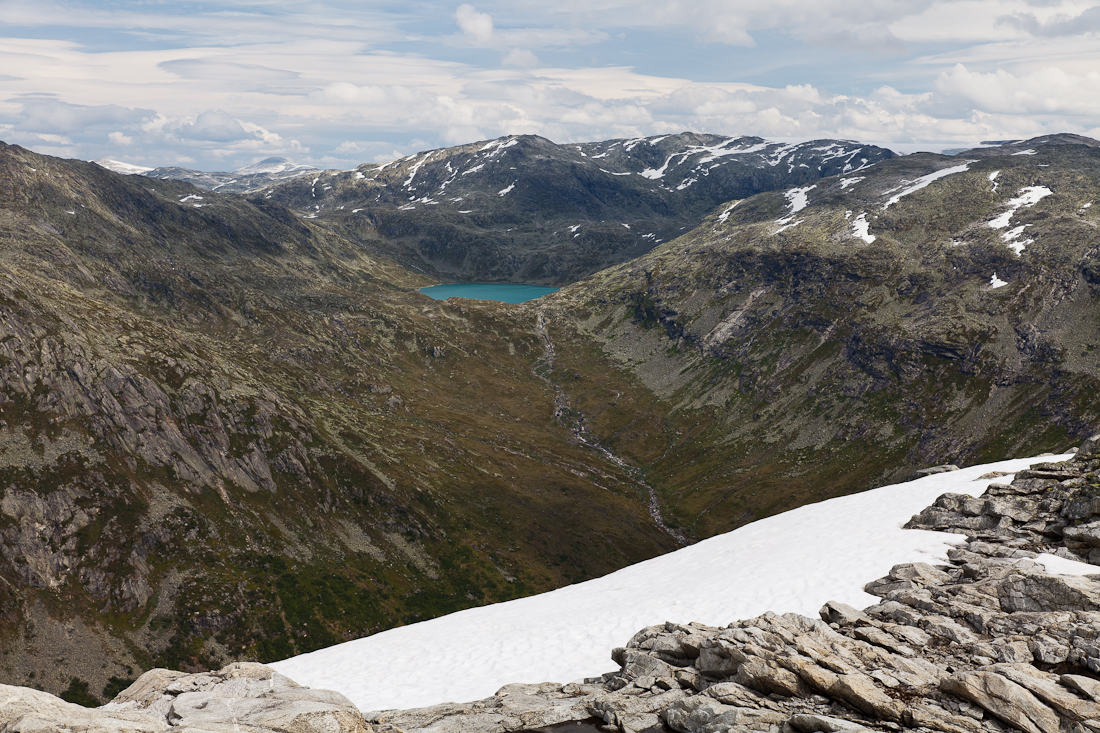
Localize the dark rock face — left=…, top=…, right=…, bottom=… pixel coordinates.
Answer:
left=252, top=133, right=894, bottom=285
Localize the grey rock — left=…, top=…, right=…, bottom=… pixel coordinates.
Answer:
left=104, top=662, right=367, bottom=733
left=1077, top=432, right=1100, bottom=456
left=662, top=696, right=785, bottom=733
left=1028, top=634, right=1070, bottom=664
left=940, top=671, right=1061, bottom=733
left=818, top=601, right=871, bottom=626
left=988, top=663, right=1100, bottom=725
left=1062, top=520, right=1100, bottom=547
left=788, top=714, right=873, bottom=733
left=1060, top=673, right=1100, bottom=702
left=0, top=684, right=167, bottom=733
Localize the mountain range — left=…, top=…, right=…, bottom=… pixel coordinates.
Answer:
left=1, top=131, right=1098, bottom=703
left=94, top=157, right=320, bottom=195
left=101, top=134, right=895, bottom=285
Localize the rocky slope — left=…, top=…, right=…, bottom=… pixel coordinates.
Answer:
left=253, top=134, right=893, bottom=284
left=546, top=133, right=1100, bottom=539
left=6, top=442, right=1100, bottom=733
left=0, top=141, right=681, bottom=700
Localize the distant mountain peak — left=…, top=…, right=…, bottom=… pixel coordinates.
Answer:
left=93, top=158, right=154, bottom=175
left=232, top=157, right=317, bottom=176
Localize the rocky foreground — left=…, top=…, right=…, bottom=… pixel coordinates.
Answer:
left=6, top=440, right=1100, bottom=733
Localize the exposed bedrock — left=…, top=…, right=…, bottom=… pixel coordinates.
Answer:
left=7, top=447, right=1100, bottom=733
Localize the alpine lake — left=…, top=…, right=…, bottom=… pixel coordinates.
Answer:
left=420, top=283, right=559, bottom=304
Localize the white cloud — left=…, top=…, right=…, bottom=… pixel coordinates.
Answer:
left=931, top=63, right=1100, bottom=116
left=455, top=4, right=495, bottom=45
left=13, top=98, right=154, bottom=134
left=108, top=131, right=132, bottom=145
left=502, top=48, right=541, bottom=68
left=175, top=110, right=255, bottom=142
left=998, top=4, right=1100, bottom=37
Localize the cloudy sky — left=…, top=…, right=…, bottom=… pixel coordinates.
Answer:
left=2, top=0, right=1099, bottom=171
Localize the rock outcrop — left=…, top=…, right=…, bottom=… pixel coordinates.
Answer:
left=6, top=448, right=1100, bottom=733
left=0, top=662, right=368, bottom=733
left=369, top=448, right=1100, bottom=733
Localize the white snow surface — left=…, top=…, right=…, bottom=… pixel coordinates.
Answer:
left=851, top=213, right=875, bottom=243
left=717, top=201, right=740, bottom=223
left=989, top=186, right=1053, bottom=229
left=233, top=157, right=316, bottom=176
left=93, top=159, right=153, bottom=175
left=882, top=163, right=972, bottom=209
left=775, top=185, right=815, bottom=225
left=989, top=273, right=1008, bottom=289
left=272, top=454, right=1074, bottom=714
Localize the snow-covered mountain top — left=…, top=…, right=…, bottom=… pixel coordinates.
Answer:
left=134, top=157, right=319, bottom=193
left=93, top=159, right=154, bottom=175
left=232, top=157, right=317, bottom=176
left=272, top=453, right=1083, bottom=713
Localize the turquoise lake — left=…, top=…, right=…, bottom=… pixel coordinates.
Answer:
left=420, top=283, right=559, bottom=304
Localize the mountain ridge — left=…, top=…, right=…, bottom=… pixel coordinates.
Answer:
left=252, top=132, right=894, bottom=285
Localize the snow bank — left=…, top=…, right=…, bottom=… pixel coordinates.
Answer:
left=883, top=163, right=972, bottom=209
left=271, top=454, right=1072, bottom=713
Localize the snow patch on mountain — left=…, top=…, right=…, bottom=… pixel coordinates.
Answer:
left=989, top=186, right=1052, bottom=229
left=639, top=154, right=682, bottom=180
left=94, top=159, right=154, bottom=175
left=988, top=186, right=1052, bottom=255
left=233, top=157, right=316, bottom=176
left=717, top=201, right=740, bottom=223
left=851, top=213, right=875, bottom=243
left=882, top=163, right=972, bottom=209
left=775, top=185, right=815, bottom=227
left=271, top=454, right=1071, bottom=713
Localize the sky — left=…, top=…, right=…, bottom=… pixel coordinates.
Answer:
left=2, top=1, right=1099, bottom=171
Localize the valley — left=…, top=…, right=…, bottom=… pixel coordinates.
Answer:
left=0, top=132, right=1098, bottom=703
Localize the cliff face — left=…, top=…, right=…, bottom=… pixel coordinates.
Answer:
left=547, top=135, right=1100, bottom=538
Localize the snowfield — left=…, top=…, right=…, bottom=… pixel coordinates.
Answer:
left=272, top=453, right=1082, bottom=713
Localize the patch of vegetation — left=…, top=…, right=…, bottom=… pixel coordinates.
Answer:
left=60, top=677, right=100, bottom=707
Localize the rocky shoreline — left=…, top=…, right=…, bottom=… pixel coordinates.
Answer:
left=5, top=439, right=1100, bottom=733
